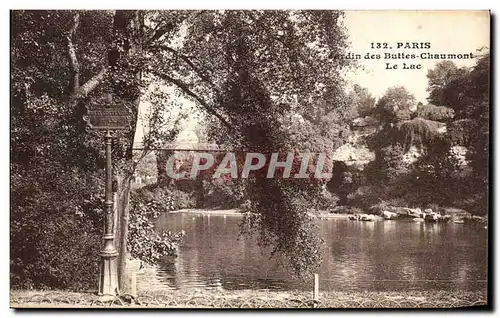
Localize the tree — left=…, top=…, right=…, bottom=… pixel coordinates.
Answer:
left=427, top=60, right=460, bottom=104
left=426, top=60, right=469, bottom=106
left=11, top=9, right=355, bottom=287
left=11, top=10, right=114, bottom=289
left=327, top=161, right=364, bottom=206
left=147, top=10, right=352, bottom=277
left=426, top=53, right=490, bottom=214
left=10, top=10, right=185, bottom=290
left=362, top=84, right=451, bottom=208
left=376, top=86, right=416, bottom=123
left=349, top=84, right=376, bottom=118
left=363, top=53, right=489, bottom=213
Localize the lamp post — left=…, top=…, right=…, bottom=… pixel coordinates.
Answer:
left=85, top=101, right=131, bottom=299
left=98, top=129, right=119, bottom=298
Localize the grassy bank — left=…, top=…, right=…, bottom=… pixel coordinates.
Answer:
left=11, top=289, right=487, bottom=308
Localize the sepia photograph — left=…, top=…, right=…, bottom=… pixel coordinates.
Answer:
left=9, top=9, right=490, bottom=309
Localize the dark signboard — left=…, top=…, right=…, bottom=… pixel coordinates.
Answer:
left=85, top=105, right=131, bottom=130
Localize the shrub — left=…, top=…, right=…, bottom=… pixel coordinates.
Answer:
left=368, top=198, right=410, bottom=215
left=135, top=184, right=196, bottom=211
left=128, top=189, right=184, bottom=265
left=368, top=201, right=391, bottom=215
left=331, top=206, right=364, bottom=215
left=198, top=179, right=246, bottom=209
left=347, top=185, right=383, bottom=210
left=316, top=188, right=339, bottom=211
left=11, top=162, right=103, bottom=291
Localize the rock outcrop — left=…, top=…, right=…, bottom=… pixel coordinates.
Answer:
left=382, top=210, right=398, bottom=220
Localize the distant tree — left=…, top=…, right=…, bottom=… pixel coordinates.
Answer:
left=348, top=84, right=376, bottom=118
left=405, top=138, right=466, bottom=207
left=327, top=161, right=364, bottom=206
left=433, top=54, right=490, bottom=214
left=379, top=144, right=408, bottom=182
left=427, top=61, right=460, bottom=103
left=376, top=86, right=416, bottom=123
left=426, top=60, right=469, bottom=106
left=357, top=54, right=489, bottom=213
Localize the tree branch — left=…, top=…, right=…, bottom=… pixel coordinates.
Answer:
left=150, top=45, right=222, bottom=97
left=150, top=69, right=232, bottom=130
left=146, top=11, right=204, bottom=45
left=67, top=13, right=80, bottom=94
left=65, top=13, right=107, bottom=101
left=78, top=68, right=108, bottom=98
left=147, top=22, right=175, bottom=44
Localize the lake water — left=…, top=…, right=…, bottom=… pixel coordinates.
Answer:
left=149, top=212, right=488, bottom=292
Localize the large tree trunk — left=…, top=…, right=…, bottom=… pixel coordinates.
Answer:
left=116, top=174, right=132, bottom=289
left=108, top=10, right=143, bottom=290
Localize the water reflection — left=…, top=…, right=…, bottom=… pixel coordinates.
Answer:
left=151, top=213, right=487, bottom=292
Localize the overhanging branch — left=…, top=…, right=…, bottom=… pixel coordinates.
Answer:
left=151, top=70, right=232, bottom=130
left=150, top=45, right=222, bottom=97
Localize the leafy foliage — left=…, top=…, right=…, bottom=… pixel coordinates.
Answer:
left=128, top=189, right=184, bottom=265
left=10, top=160, right=104, bottom=290
left=156, top=10, right=353, bottom=277
left=10, top=10, right=184, bottom=290
left=395, top=117, right=446, bottom=151
left=10, top=10, right=114, bottom=290
left=426, top=60, right=469, bottom=107
left=416, top=103, right=455, bottom=122
left=403, top=141, right=470, bottom=208
left=14, top=9, right=353, bottom=284
left=327, top=161, right=364, bottom=206
left=348, top=84, right=376, bottom=118
left=197, top=179, right=247, bottom=209
left=355, top=53, right=489, bottom=214
left=375, top=86, right=416, bottom=123
left=426, top=53, right=490, bottom=214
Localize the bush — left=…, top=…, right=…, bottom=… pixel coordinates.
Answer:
left=198, top=179, right=246, bottom=209
left=424, top=203, right=441, bottom=213
left=368, top=198, right=410, bottom=215
left=135, top=184, right=196, bottom=211
left=347, top=186, right=383, bottom=210
left=129, top=189, right=184, bottom=265
left=331, top=206, right=364, bottom=215
left=368, top=201, right=391, bottom=215
left=316, top=188, right=339, bottom=211
left=11, top=163, right=103, bottom=290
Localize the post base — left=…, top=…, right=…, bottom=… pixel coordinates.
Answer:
left=99, top=256, right=119, bottom=296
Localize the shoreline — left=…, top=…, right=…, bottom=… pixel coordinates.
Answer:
left=167, top=208, right=486, bottom=224
left=169, top=208, right=376, bottom=220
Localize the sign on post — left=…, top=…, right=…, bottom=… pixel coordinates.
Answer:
left=84, top=103, right=132, bottom=298
left=85, top=105, right=131, bottom=130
